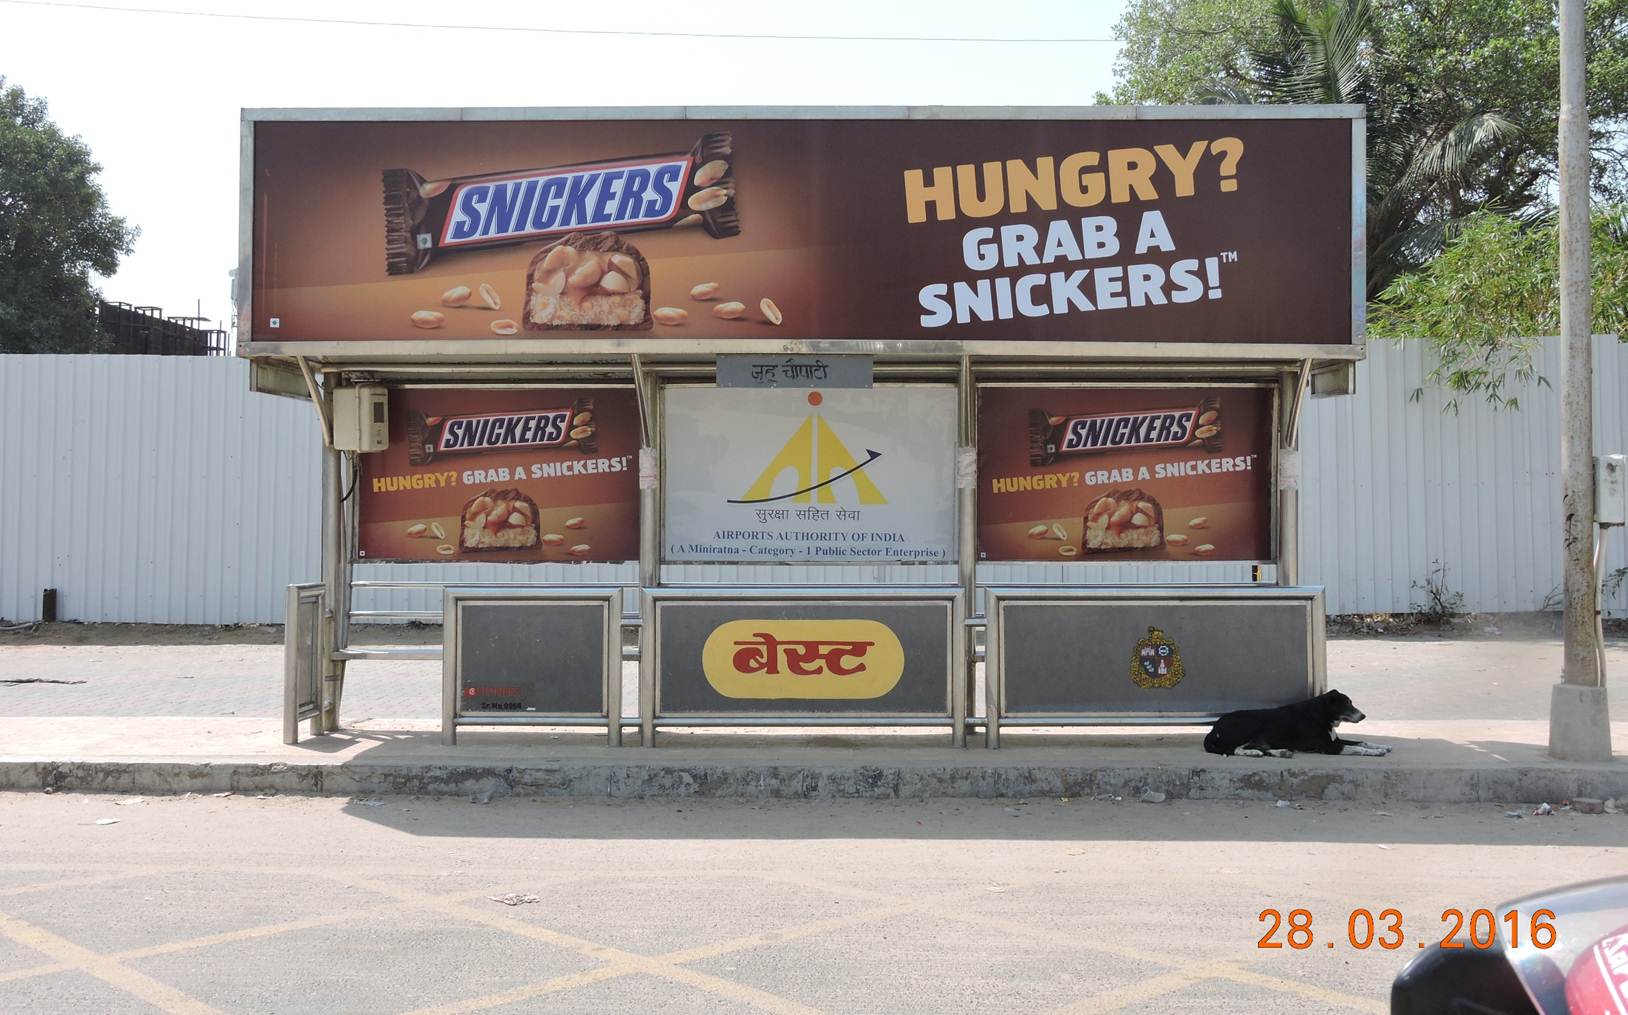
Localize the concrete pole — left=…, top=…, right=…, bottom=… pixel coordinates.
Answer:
left=1550, top=0, right=1613, bottom=761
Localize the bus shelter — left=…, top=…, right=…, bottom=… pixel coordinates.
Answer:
left=240, top=105, right=1364, bottom=748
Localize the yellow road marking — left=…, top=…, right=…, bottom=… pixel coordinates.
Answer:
left=1047, top=965, right=1229, bottom=1014
left=0, top=909, right=223, bottom=1015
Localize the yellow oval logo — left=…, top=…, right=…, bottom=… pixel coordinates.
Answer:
left=701, top=620, right=905, bottom=699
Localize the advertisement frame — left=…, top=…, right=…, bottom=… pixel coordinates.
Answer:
left=639, top=586, right=967, bottom=746
left=355, top=380, right=642, bottom=565
left=974, top=380, right=1280, bottom=566
left=658, top=379, right=962, bottom=567
left=236, top=104, right=1365, bottom=363
left=983, top=585, right=1326, bottom=746
left=441, top=586, right=624, bottom=745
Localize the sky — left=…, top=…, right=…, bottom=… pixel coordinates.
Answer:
left=0, top=0, right=1128, bottom=341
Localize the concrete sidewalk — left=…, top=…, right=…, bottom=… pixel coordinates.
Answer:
left=1, top=625, right=1625, bottom=802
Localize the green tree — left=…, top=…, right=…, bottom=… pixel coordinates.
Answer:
left=1105, top=0, right=1628, bottom=200
left=1370, top=210, right=1628, bottom=408
left=1100, top=0, right=1277, bottom=104
left=0, top=77, right=136, bottom=353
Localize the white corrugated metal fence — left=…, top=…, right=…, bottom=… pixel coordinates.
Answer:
left=2, top=343, right=1623, bottom=623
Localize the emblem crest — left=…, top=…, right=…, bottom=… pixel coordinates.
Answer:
left=1129, top=626, right=1185, bottom=689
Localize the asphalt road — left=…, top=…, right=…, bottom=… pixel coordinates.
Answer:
left=0, top=793, right=1622, bottom=1014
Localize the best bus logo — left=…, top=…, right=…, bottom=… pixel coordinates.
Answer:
left=701, top=620, right=905, bottom=699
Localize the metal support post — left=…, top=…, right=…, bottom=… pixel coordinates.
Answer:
left=317, top=385, right=345, bottom=736
left=956, top=355, right=975, bottom=748
left=1276, top=365, right=1310, bottom=587
left=1552, top=0, right=1613, bottom=761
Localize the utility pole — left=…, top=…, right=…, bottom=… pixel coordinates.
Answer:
left=1550, top=0, right=1614, bottom=762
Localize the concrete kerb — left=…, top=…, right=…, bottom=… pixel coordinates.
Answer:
left=4, top=758, right=1627, bottom=803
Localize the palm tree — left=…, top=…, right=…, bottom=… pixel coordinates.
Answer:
left=1208, top=0, right=1518, bottom=298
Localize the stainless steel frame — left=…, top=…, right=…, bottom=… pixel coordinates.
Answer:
left=441, top=586, right=623, bottom=746
left=639, top=586, right=966, bottom=747
left=282, top=583, right=325, bottom=745
left=237, top=104, right=1366, bottom=365
left=983, top=585, right=1326, bottom=747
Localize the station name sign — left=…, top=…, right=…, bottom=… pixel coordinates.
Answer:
left=245, top=109, right=1359, bottom=350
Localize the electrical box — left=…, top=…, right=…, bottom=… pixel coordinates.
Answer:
left=332, top=385, right=389, bottom=452
left=1597, top=454, right=1628, bottom=526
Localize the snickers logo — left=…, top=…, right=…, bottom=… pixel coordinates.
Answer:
left=1059, top=410, right=1195, bottom=454
left=438, top=409, right=571, bottom=453
left=443, top=158, right=690, bottom=247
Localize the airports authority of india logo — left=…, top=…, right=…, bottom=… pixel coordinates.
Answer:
left=702, top=620, right=905, bottom=699
left=1130, top=626, right=1185, bottom=689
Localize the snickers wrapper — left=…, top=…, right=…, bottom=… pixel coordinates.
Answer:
left=383, top=133, right=738, bottom=275
left=407, top=397, right=596, bottom=466
left=1028, top=397, right=1222, bottom=466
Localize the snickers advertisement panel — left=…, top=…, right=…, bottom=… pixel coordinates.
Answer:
left=247, top=112, right=1358, bottom=348
left=357, top=387, right=639, bottom=563
left=977, top=387, right=1273, bottom=562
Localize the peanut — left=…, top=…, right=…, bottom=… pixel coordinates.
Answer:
left=533, top=270, right=565, bottom=296
left=542, top=533, right=565, bottom=546
left=1027, top=524, right=1050, bottom=540
left=440, top=286, right=471, bottom=307
left=418, top=180, right=449, bottom=199
left=510, top=503, right=532, bottom=520
left=712, top=301, right=746, bottom=320
left=506, top=512, right=527, bottom=527
left=567, top=258, right=603, bottom=289
left=1198, top=410, right=1219, bottom=426
left=1109, top=502, right=1135, bottom=527
left=435, top=544, right=455, bottom=556
left=1195, top=424, right=1221, bottom=439
left=676, top=214, right=703, bottom=228
left=490, top=319, right=519, bottom=336
left=470, top=495, right=494, bottom=515
left=1089, top=497, right=1116, bottom=520
left=410, top=310, right=446, bottom=329
left=478, top=282, right=501, bottom=310
left=429, top=522, right=446, bottom=540
left=609, top=253, right=640, bottom=285
left=1058, top=545, right=1080, bottom=557
left=1130, top=512, right=1151, bottom=527
left=1189, top=516, right=1210, bottom=529
left=653, top=307, right=689, bottom=325
left=1048, top=415, right=1066, bottom=427
left=405, top=523, right=428, bottom=538
left=565, top=517, right=587, bottom=530
left=690, top=282, right=721, bottom=300
left=542, top=245, right=576, bottom=271
left=693, top=159, right=729, bottom=187
left=759, top=297, right=783, bottom=325
left=1166, top=533, right=1190, bottom=546
left=568, top=544, right=592, bottom=558
left=571, top=412, right=593, bottom=427
left=598, top=270, right=632, bottom=293
left=1136, top=501, right=1156, bottom=516
left=1051, top=522, right=1067, bottom=540
left=687, top=186, right=729, bottom=211
left=1193, top=543, right=1217, bottom=557
left=569, top=426, right=594, bottom=441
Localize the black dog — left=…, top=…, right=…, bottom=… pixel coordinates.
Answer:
left=1203, top=690, right=1391, bottom=758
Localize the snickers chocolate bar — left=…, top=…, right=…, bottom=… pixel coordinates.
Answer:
left=406, top=396, right=596, bottom=466
left=1028, top=397, right=1221, bottom=466
left=525, top=232, right=651, bottom=331
left=459, top=488, right=539, bottom=553
left=1083, top=488, right=1163, bottom=553
left=382, top=132, right=738, bottom=275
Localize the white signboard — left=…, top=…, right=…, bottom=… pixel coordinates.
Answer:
left=664, top=386, right=958, bottom=562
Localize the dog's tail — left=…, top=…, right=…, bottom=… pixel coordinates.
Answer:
left=1202, top=728, right=1228, bottom=756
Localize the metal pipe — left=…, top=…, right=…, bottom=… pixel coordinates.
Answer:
left=1277, top=370, right=1302, bottom=587
left=1559, top=0, right=1599, bottom=688
left=1594, top=526, right=1610, bottom=686
left=318, top=417, right=342, bottom=736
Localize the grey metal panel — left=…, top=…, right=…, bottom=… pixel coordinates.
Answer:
left=653, top=597, right=953, bottom=715
left=997, top=598, right=1317, bottom=714
left=453, top=601, right=608, bottom=714
left=987, top=586, right=1324, bottom=723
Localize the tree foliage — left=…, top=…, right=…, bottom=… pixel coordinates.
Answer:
left=1106, top=0, right=1628, bottom=201
left=0, top=77, right=135, bottom=353
left=1370, top=210, right=1628, bottom=408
